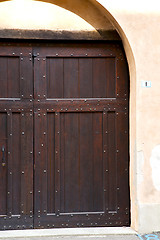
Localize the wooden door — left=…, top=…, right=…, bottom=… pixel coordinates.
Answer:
left=33, top=43, right=130, bottom=228
left=0, top=42, right=129, bottom=230
left=0, top=45, right=34, bottom=230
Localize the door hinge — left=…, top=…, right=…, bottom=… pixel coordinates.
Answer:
left=32, top=52, right=38, bottom=58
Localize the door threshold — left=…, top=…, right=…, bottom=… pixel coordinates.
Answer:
left=0, top=227, right=137, bottom=238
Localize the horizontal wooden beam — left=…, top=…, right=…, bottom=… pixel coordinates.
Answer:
left=0, top=29, right=121, bottom=41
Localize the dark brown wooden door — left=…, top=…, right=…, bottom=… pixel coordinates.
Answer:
left=33, top=43, right=129, bottom=228
left=0, top=45, right=34, bottom=230
left=0, top=42, right=129, bottom=230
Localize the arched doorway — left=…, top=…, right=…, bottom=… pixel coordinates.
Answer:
left=0, top=0, right=131, bottom=230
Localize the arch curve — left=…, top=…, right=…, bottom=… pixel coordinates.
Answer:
left=0, top=0, right=137, bottom=230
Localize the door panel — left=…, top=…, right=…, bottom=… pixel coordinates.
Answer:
left=0, top=57, right=20, bottom=98
left=0, top=49, right=33, bottom=100
left=60, top=112, right=104, bottom=213
left=0, top=110, right=33, bottom=230
left=0, top=46, right=33, bottom=230
left=0, top=42, right=129, bottom=230
left=33, top=43, right=129, bottom=228
left=45, top=56, right=116, bottom=99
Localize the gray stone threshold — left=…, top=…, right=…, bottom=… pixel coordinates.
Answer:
left=0, top=227, right=137, bottom=238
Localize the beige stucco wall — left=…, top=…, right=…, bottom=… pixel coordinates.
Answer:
left=0, top=0, right=160, bottom=233
left=95, top=0, right=160, bottom=233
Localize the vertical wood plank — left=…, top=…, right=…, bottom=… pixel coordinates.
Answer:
left=64, top=59, right=79, bottom=98
left=117, top=111, right=129, bottom=218
left=63, top=113, right=79, bottom=212
left=60, top=113, right=65, bottom=213
left=116, top=56, right=129, bottom=98
left=92, top=58, right=107, bottom=98
left=20, top=57, right=33, bottom=99
left=47, top=113, right=55, bottom=214
left=92, top=112, right=103, bottom=212
left=107, top=111, right=117, bottom=212
left=79, top=58, right=92, bottom=98
left=0, top=113, right=7, bottom=215
left=20, top=112, right=33, bottom=216
left=106, top=58, right=116, bottom=98
left=7, top=57, right=20, bottom=98
left=47, top=58, right=63, bottom=98
left=12, top=113, right=21, bottom=215
left=7, top=112, right=13, bottom=216
left=79, top=113, right=93, bottom=212
left=34, top=58, right=46, bottom=99
left=0, top=57, right=7, bottom=98
left=103, top=111, right=108, bottom=212
left=34, top=112, right=47, bottom=217
left=55, top=112, right=61, bottom=215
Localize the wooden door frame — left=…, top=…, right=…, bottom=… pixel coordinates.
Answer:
left=0, top=39, right=130, bottom=229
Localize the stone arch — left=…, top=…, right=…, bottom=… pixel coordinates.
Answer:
left=0, top=0, right=137, bottom=230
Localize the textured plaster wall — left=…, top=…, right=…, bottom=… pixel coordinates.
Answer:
left=0, top=0, right=160, bottom=233
left=95, top=0, right=160, bottom=232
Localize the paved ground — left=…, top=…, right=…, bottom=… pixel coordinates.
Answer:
left=0, top=237, right=141, bottom=240
left=1, top=233, right=160, bottom=240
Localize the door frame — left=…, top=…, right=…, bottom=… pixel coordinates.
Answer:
left=0, top=40, right=130, bottom=229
